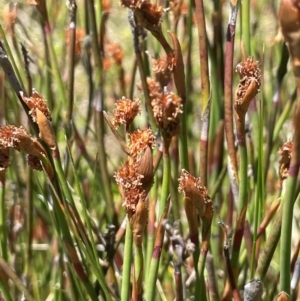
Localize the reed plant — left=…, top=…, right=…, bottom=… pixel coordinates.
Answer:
left=0, top=0, right=299, bottom=300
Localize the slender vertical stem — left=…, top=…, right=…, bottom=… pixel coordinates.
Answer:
left=121, top=220, right=133, bottom=301
left=241, top=0, right=251, bottom=55
left=224, top=1, right=239, bottom=185
left=133, top=245, right=143, bottom=300
left=194, top=0, right=210, bottom=186
left=231, top=130, right=248, bottom=271
left=66, top=0, right=77, bottom=138
left=280, top=82, right=300, bottom=294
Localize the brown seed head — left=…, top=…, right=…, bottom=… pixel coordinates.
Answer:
left=112, top=97, right=141, bottom=128
left=36, top=109, right=57, bottom=150
left=145, top=77, right=162, bottom=100
left=106, top=42, right=124, bottom=65
left=21, top=91, right=52, bottom=123
left=128, top=128, right=156, bottom=159
left=149, top=52, right=175, bottom=86
left=178, top=169, right=212, bottom=218
left=137, top=1, right=164, bottom=27
left=235, top=57, right=261, bottom=109
left=26, top=154, right=43, bottom=171
left=115, top=158, right=144, bottom=190
left=65, top=29, right=85, bottom=64
left=120, top=0, right=164, bottom=27
left=130, top=197, right=148, bottom=247
left=137, top=146, right=154, bottom=193
left=0, top=125, right=31, bottom=151
left=152, top=91, right=183, bottom=136
left=0, top=125, right=46, bottom=158
left=278, top=141, right=293, bottom=185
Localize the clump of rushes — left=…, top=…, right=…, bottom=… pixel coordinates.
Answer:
left=107, top=97, right=155, bottom=300
left=231, top=57, right=261, bottom=278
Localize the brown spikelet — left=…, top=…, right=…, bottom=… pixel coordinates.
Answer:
left=278, top=141, right=293, bottom=187
left=151, top=91, right=183, bottom=137
left=130, top=198, right=148, bottom=247
left=26, top=154, right=43, bottom=171
left=21, top=91, right=52, bottom=123
left=112, top=97, right=141, bottom=128
left=36, top=109, right=57, bottom=150
left=178, top=169, right=212, bottom=218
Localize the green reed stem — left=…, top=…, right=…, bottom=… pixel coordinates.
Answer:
left=121, top=220, right=133, bottom=301
left=147, top=154, right=171, bottom=301
left=133, top=244, right=143, bottom=300
left=231, top=132, right=248, bottom=272
left=145, top=176, right=158, bottom=283
left=241, top=0, right=251, bottom=55
left=255, top=193, right=282, bottom=280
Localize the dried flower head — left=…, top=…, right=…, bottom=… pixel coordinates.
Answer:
left=152, top=90, right=183, bottom=136
left=27, top=154, right=43, bottom=171
left=21, top=91, right=52, bottom=123
left=178, top=169, right=213, bottom=218
left=112, top=97, right=141, bottom=128
left=129, top=196, right=148, bottom=247
left=106, top=42, right=124, bottom=65
left=148, top=52, right=175, bottom=86
left=144, top=77, right=162, bottom=100
left=65, top=28, right=85, bottom=64
left=128, top=128, right=156, bottom=159
left=115, top=158, right=144, bottom=190
left=0, top=125, right=46, bottom=158
left=121, top=0, right=164, bottom=33
left=3, top=3, right=17, bottom=37
left=115, top=157, right=148, bottom=217
left=235, top=57, right=261, bottom=116
left=278, top=141, right=293, bottom=185
left=136, top=1, right=164, bottom=27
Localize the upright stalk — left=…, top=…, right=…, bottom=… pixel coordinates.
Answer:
left=223, top=0, right=240, bottom=199
left=121, top=220, right=133, bottom=301
left=280, top=82, right=300, bottom=294
left=194, top=0, right=210, bottom=186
